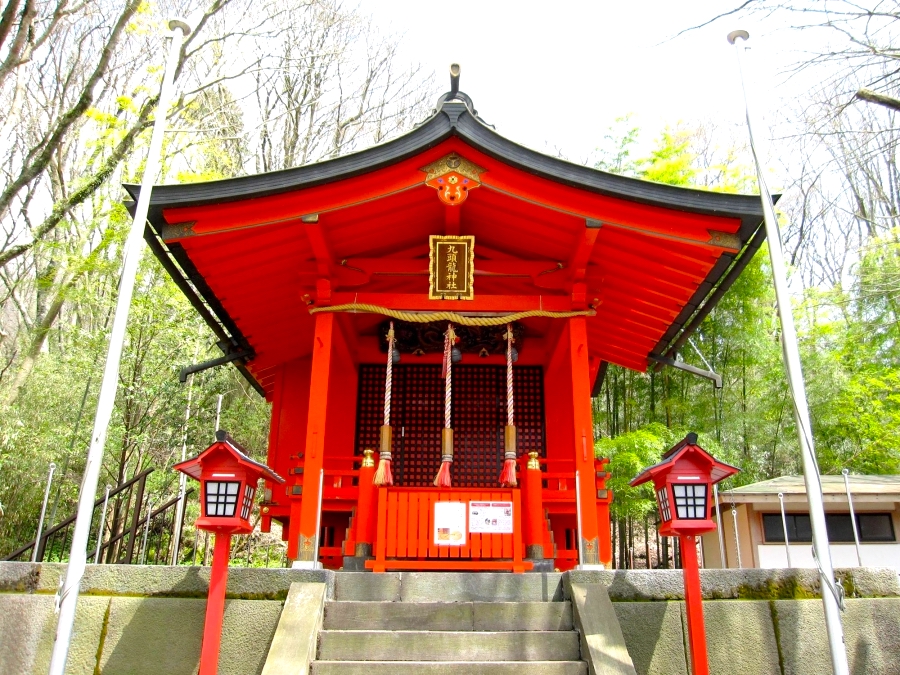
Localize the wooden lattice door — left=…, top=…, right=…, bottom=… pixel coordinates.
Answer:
left=355, top=364, right=545, bottom=487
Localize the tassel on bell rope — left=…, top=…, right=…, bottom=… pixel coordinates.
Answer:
left=373, top=321, right=395, bottom=486
left=499, top=324, right=518, bottom=486
left=434, top=323, right=456, bottom=487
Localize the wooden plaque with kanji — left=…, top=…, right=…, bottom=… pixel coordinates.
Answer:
left=429, top=235, right=475, bottom=300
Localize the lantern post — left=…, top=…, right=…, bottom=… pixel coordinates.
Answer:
left=174, top=430, right=284, bottom=675
left=630, top=433, right=739, bottom=675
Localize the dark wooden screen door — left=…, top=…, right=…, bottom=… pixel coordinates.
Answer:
left=355, top=364, right=545, bottom=487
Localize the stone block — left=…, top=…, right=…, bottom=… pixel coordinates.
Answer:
left=334, top=571, right=400, bottom=601
left=317, top=630, right=581, bottom=662
left=0, top=594, right=108, bottom=675
left=219, top=598, right=284, bottom=675
left=311, top=662, right=588, bottom=675
left=473, top=602, right=573, bottom=631
left=262, top=582, right=326, bottom=675
left=569, top=583, right=636, bottom=675
left=326, top=601, right=474, bottom=631
left=843, top=598, right=900, bottom=674
left=566, top=567, right=900, bottom=601
left=98, top=597, right=203, bottom=674
left=613, top=602, right=687, bottom=675
left=774, top=598, right=900, bottom=675
left=399, top=572, right=563, bottom=602
left=0, top=561, right=333, bottom=600
left=698, top=601, right=780, bottom=675
left=97, top=597, right=281, bottom=675
left=0, top=562, right=41, bottom=593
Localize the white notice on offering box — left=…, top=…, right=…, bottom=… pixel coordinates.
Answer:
left=434, top=501, right=466, bottom=546
left=468, top=501, right=513, bottom=534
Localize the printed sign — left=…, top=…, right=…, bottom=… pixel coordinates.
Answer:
left=429, top=235, right=474, bottom=300
left=468, top=501, right=513, bottom=534
left=434, top=501, right=467, bottom=546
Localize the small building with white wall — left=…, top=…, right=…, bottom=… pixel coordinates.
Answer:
left=701, top=475, right=900, bottom=572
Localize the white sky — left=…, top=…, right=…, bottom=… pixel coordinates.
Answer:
left=355, top=0, right=816, bottom=163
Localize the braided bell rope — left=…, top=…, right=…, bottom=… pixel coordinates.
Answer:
left=308, top=303, right=595, bottom=326
left=444, top=324, right=454, bottom=429
left=506, top=323, right=514, bottom=428
left=384, top=321, right=395, bottom=426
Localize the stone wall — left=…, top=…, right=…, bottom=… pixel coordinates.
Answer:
left=570, top=567, right=900, bottom=675
left=0, top=563, right=329, bottom=675
left=1, top=563, right=897, bottom=675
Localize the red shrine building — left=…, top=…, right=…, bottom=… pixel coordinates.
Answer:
left=129, top=85, right=766, bottom=572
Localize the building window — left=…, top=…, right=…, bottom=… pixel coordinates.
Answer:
left=762, top=513, right=896, bottom=543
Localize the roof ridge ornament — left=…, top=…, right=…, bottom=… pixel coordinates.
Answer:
left=435, top=63, right=479, bottom=118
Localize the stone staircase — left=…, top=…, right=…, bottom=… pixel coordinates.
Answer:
left=309, top=572, right=587, bottom=674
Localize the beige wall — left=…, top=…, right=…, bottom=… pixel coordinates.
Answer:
left=702, top=498, right=900, bottom=571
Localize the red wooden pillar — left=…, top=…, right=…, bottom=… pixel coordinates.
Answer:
left=595, top=457, right=612, bottom=566
left=354, top=449, right=377, bottom=557
left=294, top=312, right=335, bottom=563
left=199, top=532, right=231, bottom=675
left=680, top=534, right=709, bottom=675
left=522, top=452, right=546, bottom=560
left=568, top=317, right=601, bottom=565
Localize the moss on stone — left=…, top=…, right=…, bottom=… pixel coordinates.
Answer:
left=734, top=577, right=818, bottom=600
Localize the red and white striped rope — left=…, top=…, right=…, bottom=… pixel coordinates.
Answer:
left=506, top=323, right=514, bottom=426
left=444, top=324, right=453, bottom=429
left=384, top=321, right=394, bottom=426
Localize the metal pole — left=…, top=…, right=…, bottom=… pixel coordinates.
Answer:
left=728, top=30, right=849, bottom=675
left=48, top=20, right=191, bottom=675
left=32, top=463, right=57, bottom=563
left=778, top=492, right=793, bottom=568
left=214, top=393, right=223, bottom=437
left=714, top=484, right=727, bottom=568
left=575, top=470, right=585, bottom=569
left=842, top=469, right=862, bottom=566
left=731, top=504, right=742, bottom=569
left=171, top=373, right=195, bottom=565
left=93, top=485, right=112, bottom=565
left=139, top=502, right=153, bottom=565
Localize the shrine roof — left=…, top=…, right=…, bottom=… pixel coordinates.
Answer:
left=125, top=95, right=773, bottom=398
left=128, top=101, right=767, bottom=224
left=629, top=433, right=740, bottom=487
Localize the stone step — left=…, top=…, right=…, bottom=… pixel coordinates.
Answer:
left=323, top=601, right=574, bottom=632
left=317, top=629, right=581, bottom=662
left=333, top=571, right=564, bottom=602
left=311, top=661, right=588, bottom=675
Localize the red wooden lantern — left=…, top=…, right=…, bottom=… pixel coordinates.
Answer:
left=174, top=430, right=284, bottom=675
left=629, top=432, right=738, bottom=537
left=175, top=430, right=284, bottom=534
left=630, top=433, right=739, bottom=675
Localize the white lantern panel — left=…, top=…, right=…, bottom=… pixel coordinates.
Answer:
left=673, top=483, right=707, bottom=519
left=241, top=484, right=256, bottom=521
left=657, top=487, right=672, bottom=522
left=205, top=480, right=240, bottom=517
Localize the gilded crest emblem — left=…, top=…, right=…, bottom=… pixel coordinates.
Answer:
left=421, top=153, right=486, bottom=206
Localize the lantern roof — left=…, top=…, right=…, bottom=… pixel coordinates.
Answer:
left=125, top=92, right=773, bottom=398
left=629, top=432, right=740, bottom=488
left=174, top=430, right=285, bottom=484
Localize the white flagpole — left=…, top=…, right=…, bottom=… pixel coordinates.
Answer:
left=48, top=19, right=191, bottom=675
left=727, top=30, right=849, bottom=675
